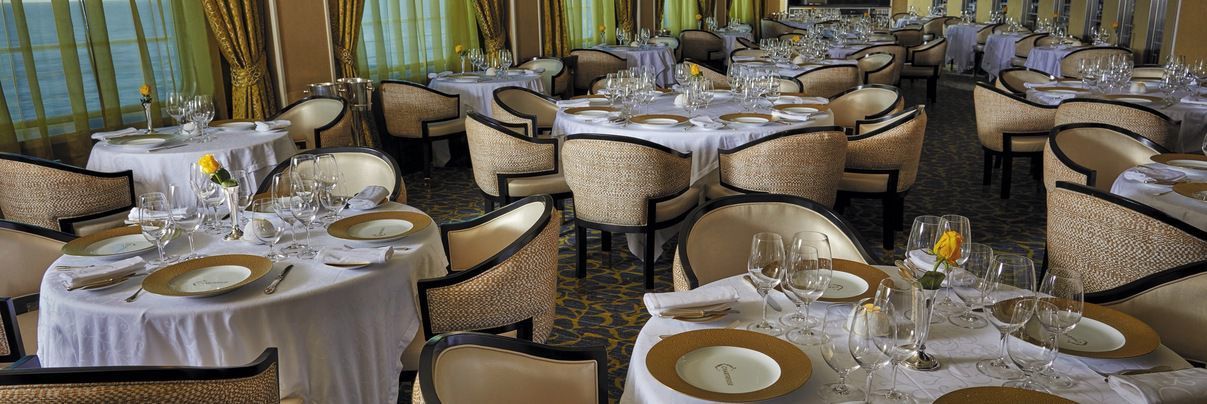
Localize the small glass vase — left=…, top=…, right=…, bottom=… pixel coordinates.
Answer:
left=460, top=56, right=466, bottom=74
left=142, top=102, right=153, bottom=133
left=223, top=185, right=244, bottom=241
left=904, top=289, right=943, bottom=371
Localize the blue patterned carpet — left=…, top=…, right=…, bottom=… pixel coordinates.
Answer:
left=398, top=74, right=1048, bottom=402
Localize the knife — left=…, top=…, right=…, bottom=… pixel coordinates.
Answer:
left=263, top=264, right=294, bottom=295
left=148, top=143, right=188, bottom=152
left=743, top=274, right=783, bottom=311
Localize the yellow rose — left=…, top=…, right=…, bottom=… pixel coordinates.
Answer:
left=598, top=24, right=606, bottom=32
left=689, top=64, right=701, bottom=76
left=139, top=84, right=150, bottom=97
left=197, top=154, right=221, bottom=175
left=454, top=44, right=464, bottom=54
left=1111, top=21, right=1119, bottom=30
left=695, top=14, right=702, bottom=21
left=932, top=230, right=964, bottom=266
left=792, top=35, right=801, bottom=42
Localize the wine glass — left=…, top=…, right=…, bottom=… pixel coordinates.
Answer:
left=949, top=243, right=994, bottom=329
left=250, top=200, right=287, bottom=262
left=746, top=232, right=786, bottom=336
left=168, top=184, right=204, bottom=260
left=873, top=278, right=922, bottom=404
left=1005, top=303, right=1059, bottom=392
left=320, top=184, right=350, bottom=224
left=270, top=173, right=300, bottom=256
left=315, top=154, right=340, bottom=191
left=291, top=154, right=319, bottom=185
left=933, top=214, right=972, bottom=315
left=227, top=169, right=255, bottom=227
left=190, top=163, right=226, bottom=233
left=849, top=302, right=894, bottom=403
left=189, top=95, right=215, bottom=142
left=289, top=178, right=321, bottom=259
left=1033, top=268, right=1084, bottom=389
left=164, top=92, right=190, bottom=137
left=977, top=254, right=1037, bottom=380
left=782, top=231, right=832, bottom=345
left=904, top=215, right=948, bottom=324
left=138, top=192, right=175, bottom=269
left=819, top=304, right=865, bottom=402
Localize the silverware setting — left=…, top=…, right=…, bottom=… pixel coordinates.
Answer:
left=66, top=273, right=139, bottom=291
left=124, top=287, right=144, bottom=302
left=263, top=264, right=295, bottom=295
left=1090, top=365, right=1173, bottom=381
left=148, top=143, right=188, bottom=152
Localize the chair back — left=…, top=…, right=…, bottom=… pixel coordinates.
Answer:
left=760, top=19, right=794, bottom=40
left=274, top=96, right=346, bottom=149
left=682, top=59, right=729, bottom=88
left=997, top=68, right=1051, bottom=93
left=374, top=80, right=460, bottom=138
left=1054, top=98, right=1173, bottom=149
left=0, top=153, right=134, bottom=235
left=774, top=76, right=803, bottom=93
left=829, top=85, right=903, bottom=128
left=718, top=127, right=848, bottom=207
left=1060, top=47, right=1132, bottom=78
left=922, top=18, right=946, bottom=38
left=976, top=24, right=997, bottom=45
left=257, top=147, right=404, bottom=203
left=0, top=221, right=72, bottom=298
left=492, top=86, right=557, bottom=135
left=562, top=135, right=691, bottom=227
left=856, top=52, right=895, bottom=85
left=518, top=58, right=566, bottom=97
left=1013, top=33, right=1047, bottom=58
left=1131, top=66, right=1164, bottom=79
left=848, top=45, right=905, bottom=85
left=679, top=30, right=724, bottom=62
left=463, top=113, right=558, bottom=198
left=1043, top=123, right=1166, bottom=193
left=419, top=332, right=607, bottom=404
left=795, top=64, right=859, bottom=98
left=972, top=82, right=1057, bottom=152
left=567, top=49, right=627, bottom=93
left=846, top=107, right=928, bottom=192
left=891, top=28, right=923, bottom=48
left=909, top=38, right=947, bottom=67
left=671, top=194, right=873, bottom=291
left=729, top=48, right=767, bottom=63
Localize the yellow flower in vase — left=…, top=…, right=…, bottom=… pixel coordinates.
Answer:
left=689, top=63, right=701, bottom=77
left=454, top=44, right=465, bottom=55
left=197, top=154, right=237, bottom=187
left=598, top=24, right=606, bottom=33
left=919, top=229, right=964, bottom=289
left=694, top=14, right=702, bottom=21
left=138, top=84, right=152, bottom=104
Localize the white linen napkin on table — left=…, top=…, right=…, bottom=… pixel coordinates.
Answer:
left=427, top=71, right=453, bottom=80
left=771, top=111, right=811, bottom=122
left=92, top=128, right=140, bottom=141
left=906, top=248, right=939, bottom=273
left=689, top=116, right=725, bottom=129
left=347, top=185, right=388, bottom=210
left=61, top=257, right=145, bottom=289
left=556, top=99, right=592, bottom=108
left=320, top=246, right=395, bottom=266
left=1180, top=95, right=1207, bottom=106
left=1108, top=368, right=1207, bottom=404
left=1124, top=165, right=1188, bottom=184
left=254, top=120, right=291, bottom=132
left=241, top=216, right=288, bottom=244
left=643, top=286, right=740, bottom=317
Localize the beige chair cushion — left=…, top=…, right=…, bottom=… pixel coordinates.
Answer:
left=830, top=87, right=901, bottom=129
left=1010, top=135, right=1048, bottom=153
left=1010, top=56, right=1027, bottom=67
left=62, top=210, right=127, bottom=237
left=703, top=182, right=742, bottom=200
left=17, top=310, right=36, bottom=359
left=837, top=171, right=890, bottom=193
left=1045, top=126, right=1161, bottom=192
left=276, top=98, right=345, bottom=148
left=1102, top=272, right=1207, bottom=363
left=445, top=201, right=546, bottom=272
left=429, top=118, right=465, bottom=137
left=655, top=188, right=701, bottom=222
left=507, top=173, right=571, bottom=197
left=0, top=227, right=65, bottom=297
left=519, top=59, right=565, bottom=97
left=429, top=345, right=599, bottom=404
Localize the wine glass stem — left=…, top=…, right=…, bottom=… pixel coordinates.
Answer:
left=156, top=240, right=167, bottom=263
left=997, top=331, right=1009, bottom=362
left=802, top=301, right=813, bottom=331
left=888, top=362, right=899, bottom=393
left=864, top=370, right=876, bottom=398
left=187, top=233, right=196, bottom=256
left=760, top=289, right=771, bottom=324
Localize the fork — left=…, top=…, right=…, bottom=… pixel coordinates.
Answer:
left=1089, top=365, right=1172, bottom=381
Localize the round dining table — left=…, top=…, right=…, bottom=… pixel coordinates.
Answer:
left=621, top=269, right=1192, bottom=403
left=38, top=203, right=450, bottom=404
left=86, top=127, right=297, bottom=196
left=828, top=41, right=895, bottom=60
left=594, top=45, right=677, bottom=87
left=428, top=71, right=545, bottom=116
left=980, top=32, right=1029, bottom=78
left=1111, top=163, right=1207, bottom=230
left=1026, top=83, right=1207, bottom=153
left=945, top=23, right=988, bottom=73
left=1024, top=45, right=1082, bottom=77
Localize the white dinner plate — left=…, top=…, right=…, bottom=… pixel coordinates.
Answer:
left=1028, top=317, right=1126, bottom=352
left=107, top=134, right=174, bottom=149
left=719, top=113, right=774, bottom=127
left=823, top=271, right=868, bottom=299
left=345, top=219, right=415, bottom=242
left=674, top=346, right=782, bottom=394
left=573, top=109, right=613, bottom=117
left=1167, top=159, right=1207, bottom=170
left=707, top=90, right=734, bottom=101
left=168, top=265, right=253, bottom=294
left=83, top=234, right=155, bottom=257
left=1110, top=97, right=1153, bottom=104
left=777, top=106, right=818, bottom=115
left=216, top=122, right=256, bottom=131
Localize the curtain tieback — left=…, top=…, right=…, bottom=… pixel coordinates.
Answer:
left=231, top=59, right=268, bottom=88
left=337, top=47, right=355, bottom=64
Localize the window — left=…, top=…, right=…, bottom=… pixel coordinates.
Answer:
left=357, top=0, right=480, bottom=82
left=564, top=0, right=614, bottom=49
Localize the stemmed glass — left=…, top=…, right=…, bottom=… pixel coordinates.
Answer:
left=168, top=184, right=204, bottom=260
left=320, top=184, right=350, bottom=224
left=138, top=192, right=175, bottom=269
left=271, top=173, right=301, bottom=256
left=932, top=214, right=972, bottom=316
left=289, top=177, right=321, bottom=259
left=819, top=304, right=865, bottom=402
left=190, top=162, right=225, bottom=233
left=873, top=278, right=922, bottom=404
left=164, top=92, right=190, bottom=138
left=977, top=254, right=1038, bottom=380
left=746, top=232, right=786, bottom=336
left=250, top=199, right=287, bottom=262
left=1005, top=300, right=1058, bottom=392
left=189, top=95, right=215, bottom=142
left=1033, top=268, right=1084, bottom=389
left=849, top=302, right=894, bottom=404
left=782, top=231, right=832, bottom=345
left=904, top=215, right=946, bottom=324
left=227, top=169, right=255, bottom=228
left=948, top=243, right=994, bottom=329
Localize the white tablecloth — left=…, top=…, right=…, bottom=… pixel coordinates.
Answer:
left=945, top=24, right=987, bottom=73
left=1026, top=84, right=1207, bottom=153
left=1111, top=164, right=1207, bottom=230
left=1024, top=45, right=1080, bottom=77
left=428, top=72, right=545, bottom=116
left=594, top=45, right=678, bottom=87
left=767, top=59, right=860, bottom=78
left=980, top=32, right=1028, bottom=78
left=38, top=203, right=450, bottom=404
left=827, top=41, right=895, bottom=60
left=894, top=16, right=935, bottom=29
left=621, top=271, right=1191, bottom=403
left=87, top=128, right=298, bottom=195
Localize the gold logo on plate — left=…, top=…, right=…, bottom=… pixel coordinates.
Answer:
left=715, top=363, right=738, bottom=386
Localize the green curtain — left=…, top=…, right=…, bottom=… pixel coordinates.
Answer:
left=358, top=0, right=481, bottom=82
left=727, top=0, right=755, bottom=24
left=0, top=0, right=213, bottom=164
left=563, top=0, right=615, bottom=49
left=614, top=0, right=634, bottom=33
left=662, top=0, right=698, bottom=36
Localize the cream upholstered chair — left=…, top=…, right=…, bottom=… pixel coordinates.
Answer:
left=464, top=112, right=570, bottom=209
left=729, top=48, right=767, bottom=63
left=568, top=49, right=627, bottom=95
left=1054, top=98, right=1175, bottom=150
left=973, top=24, right=998, bottom=78
left=256, top=147, right=408, bottom=204
left=835, top=107, right=927, bottom=249
left=416, top=332, right=608, bottom=404
left=0, top=153, right=133, bottom=236
left=856, top=52, right=895, bottom=85
left=705, top=126, right=848, bottom=207
left=373, top=80, right=464, bottom=179
left=828, top=84, right=905, bottom=132
left=973, top=82, right=1056, bottom=199
left=272, top=96, right=347, bottom=149
left=562, top=134, right=698, bottom=289
left=671, top=194, right=875, bottom=291
left=682, top=59, right=729, bottom=88
left=0, top=348, right=296, bottom=403
left=795, top=64, right=859, bottom=98
left=1042, top=123, right=1167, bottom=193
left=518, top=57, right=568, bottom=98
left=587, top=76, right=609, bottom=94
left=921, top=17, right=948, bottom=41
left=849, top=44, right=905, bottom=85
left=1010, top=33, right=1047, bottom=67
left=902, top=38, right=948, bottom=103
left=1047, top=182, right=1207, bottom=361
left=679, top=30, right=725, bottom=64
left=760, top=19, right=798, bottom=39
left=891, top=28, right=923, bottom=48
left=0, top=220, right=72, bottom=366
left=1131, top=65, right=1165, bottom=79
left=1059, top=47, right=1132, bottom=79
left=774, top=76, right=803, bottom=93
left=491, top=86, right=558, bottom=137
left=995, top=67, right=1052, bottom=94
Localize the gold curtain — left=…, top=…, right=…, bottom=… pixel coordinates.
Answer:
left=473, top=0, right=509, bottom=53
left=329, top=0, right=366, bottom=78
left=615, top=0, right=634, bottom=32
left=201, top=0, right=276, bottom=119
left=541, top=0, right=571, bottom=56
left=696, top=0, right=716, bottom=18
left=655, top=0, right=665, bottom=31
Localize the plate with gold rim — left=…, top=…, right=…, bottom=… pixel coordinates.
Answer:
left=818, top=259, right=890, bottom=303
left=935, top=387, right=1074, bottom=403
left=1152, top=153, right=1207, bottom=170
left=771, top=103, right=830, bottom=117
left=647, top=328, right=811, bottom=402
left=106, top=133, right=177, bottom=149
left=1034, top=86, right=1087, bottom=95
left=719, top=113, right=776, bottom=127
left=1172, top=182, right=1207, bottom=202
left=1021, top=301, right=1160, bottom=359
left=1102, top=94, right=1162, bottom=104
left=327, top=211, right=432, bottom=242
left=62, top=226, right=156, bottom=259
left=143, top=255, right=273, bottom=298
left=565, top=106, right=617, bottom=117
left=631, top=114, right=689, bottom=128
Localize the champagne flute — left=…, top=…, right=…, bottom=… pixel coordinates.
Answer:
left=977, top=254, right=1037, bottom=380
left=289, top=178, right=321, bottom=259
left=1033, top=268, right=1084, bottom=389
left=168, top=184, right=204, bottom=260
left=949, top=243, right=994, bottom=329
left=873, top=278, right=922, bottom=404
left=138, top=192, right=175, bottom=268
left=271, top=173, right=301, bottom=255
left=849, top=302, right=894, bottom=403
left=746, top=232, right=786, bottom=336
left=250, top=200, right=287, bottom=262
left=819, top=304, right=865, bottom=402
left=1005, top=302, right=1058, bottom=392
left=782, top=231, right=832, bottom=345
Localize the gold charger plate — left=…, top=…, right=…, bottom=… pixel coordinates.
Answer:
left=1034, top=86, right=1087, bottom=94
left=62, top=226, right=156, bottom=259
left=772, top=103, right=830, bottom=115
left=327, top=211, right=432, bottom=242
left=1172, top=182, right=1207, bottom=201
left=1152, top=153, right=1207, bottom=169
left=142, top=254, right=273, bottom=298
left=570, top=94, right=608, bottom=100
left=647, top=328, right=811, bottom=402
left=935, top=387, right=1074, bottom=403
left=565, top=106, right=618, bottom=116
left=818, top=259, right=890, bottom=303
left=719, top=113, right=775, bottom=125
left=1019, top=301, right=1160, bottom=359
left=1102, top=94, right=1162, bottom=104
left=631, top=114, right=689, bottom=127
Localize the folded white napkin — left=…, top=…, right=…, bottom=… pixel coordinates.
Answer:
left=348, top=185, right=388, bottom=210
left=320, top=246, right=395, bottom=266
left=61, top=257, right=145, bottom=289
left=771, top=111, right=810, bottom=122
left=255, top=120, right=291, bottom=132
left=485, top=68, right=498, bottom=76
left=92, top=128, right=140, bottom=141
left=1180, top=95, right=1207, bottom=106
left=733, top=55, right=760, bottom=62
left=127, top=207, right=189, bottom=222
left=774, top=96, right=804, bottom=104
left=241, top=216, right=288, bottom=244
left=689, top=116, right=725, bottom=129
left=581, top=114, right=620, bottom=124
left=643, top=286, right=740, bottom=317
left=427, top=71, right=453, bottom=80
left=907, top=248, right=939, bottom=272
left=1125, top=165, right=1188, bottom=184
left=556, top=99, right=591, bottom=108
left=673, top=94, right=687, bottom=107
left=1109, top=368, right=1207, bottom=404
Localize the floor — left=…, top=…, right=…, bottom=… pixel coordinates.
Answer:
left=396, top=74, right=1050, bottom=402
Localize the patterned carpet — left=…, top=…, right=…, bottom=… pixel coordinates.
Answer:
left=397, top=74, right=1048, bottom=402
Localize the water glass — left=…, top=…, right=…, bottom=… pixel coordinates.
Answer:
left=782, top=231, right=832, bottom=345
left=819, top=304, right=865, bottom=402
left=168, top=184, right=204, bottom=260
left=746, top=232, right=786, bottom=336
left=873, top=278, right=922, bottom=404
left=1033, top=268, right=1084, bottom=389
left=977, top=254, right=1037, bottom=380
left=138, top=192, right=175, bottom=268
left=1005, top=312, right=1059, bottom=392
left=250, top=200, right=287, bottom=262
left=849, top=303, right=894, bottom=403
left=949, top=243, right=994, bottom=329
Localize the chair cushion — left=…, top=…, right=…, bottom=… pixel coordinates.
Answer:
left=428, top=118, right=465, bottom=137
left=1010, top=135, right=1047, bottom=152
left=17, top=310, right=36, bottom=359
left=655, top=188, right=701, bottom=223
left=704, top=182, right=742, bottom=200
left=901, top=64, right=934, bottom=77
left=506, top=173, right=571, bottom=197
left=837, top=171, right=890, bottom=193
left=1010, top=57, right=1027, bottom=67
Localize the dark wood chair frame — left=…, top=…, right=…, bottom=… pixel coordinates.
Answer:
left=0, top=347, right=278, bottom=389
left=491, top=86, right=557, bottom=137
left=1046, top=122, right=1169, bottom=189
left=372, top=80, right=464, bottom=180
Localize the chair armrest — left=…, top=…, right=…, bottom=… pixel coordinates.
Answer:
left=59, top=206, right=132, bottom=236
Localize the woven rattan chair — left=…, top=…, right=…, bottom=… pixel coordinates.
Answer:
left=1043, top=123, right=1167, bottom=193
left=680, top=30, right=725, bottom=65
left=373, top=80, right=464, bottom=180
left=996, top=67, right=1052, bottom=94
left=795, top=64, right=859, bottom=98
left=829, top=84, right=905, bottom=132
left=856, top=52, right=895, bottom=85
left=256, top=147, right=407, bottom=204
left=973, top=82, right=1056, bottom=199
left=416, top=332, right=607, bottom=404
left=272, top=96, right=347, bottom=150
left=671, top=194, right=875, bottom=291
left=760, top=19, right=797, bottom=41
left=1085, top=259, right=1207, bottom=364
left=518, top=57, right=569, bottom=98
left=891, top=28, right=923, bottom=48
left=464, top=112, right=570, bottom=209
left=902, top=38, right=948, bottom=103
left=704, top=126, right=848, bottom=207
left=0, top=220, right=72, bottom=365
left=682, top=59, right=730, bottom=88
left=491, top=86, right=558, bottom=137
left=835, top=107, right=927, bottom=249
left=1131, top=65, right=1164, bottom=80
left=973, top=24, right=999, bottom=78
left=562, top=134, right=698, bottom=289
left=1054, top=98, right=1175, bottom=150
left=568, top=49, right=627, bottom=95
left=0, top=153, right=134, bottom=236
left=0, top=348, right=293, bottom=403
left=1059, top=47, right=1132, bottom=79
left=848, top=45, right=905, bottom=85
left=1010, top=33, right=1047, bottom=67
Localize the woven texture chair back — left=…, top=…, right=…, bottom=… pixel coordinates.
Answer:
left=775, top=76, right=802, bottom=93
left=378, top=81, right=459, bottom=138
left=275, top=97, right=345, bottom=148
left=465, top=116, right=557, bottom=197
left=0, top=158, right=131, bottom=233
left=425, top=343, right=601, bottom=404
left=719, top=130, right=847, bottom=206
left=568, top=50, right=627, bottom=92
left=1042, top=125, right=1161, bottom=193
left=0, top=362, right=280, bottom=403
left=922, top=18, right=945, bottom=37
left=797, top=65, right=859, bottom=98
left=972, top=83, right=1056, bottom=152
left=911, top=39, right=947, bottom=66
left=562, top=138, right=691, bottom=226
left=492, top=88, right=557, bottom=134
left=1060, top=47, right=1131, bottom=79
left=849, top=45, right=905, bottom=85
left=519, top=58, right=565, bottom=96
left=1014, top=33, right=1046, bottom=58
left=998, top=68, right=1050, bottom=93
left=1055, top=100, right=1172, bottom=149
left=830, top=86, right=900, bottom=128
left=846, top=108, right=928, bottom=192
